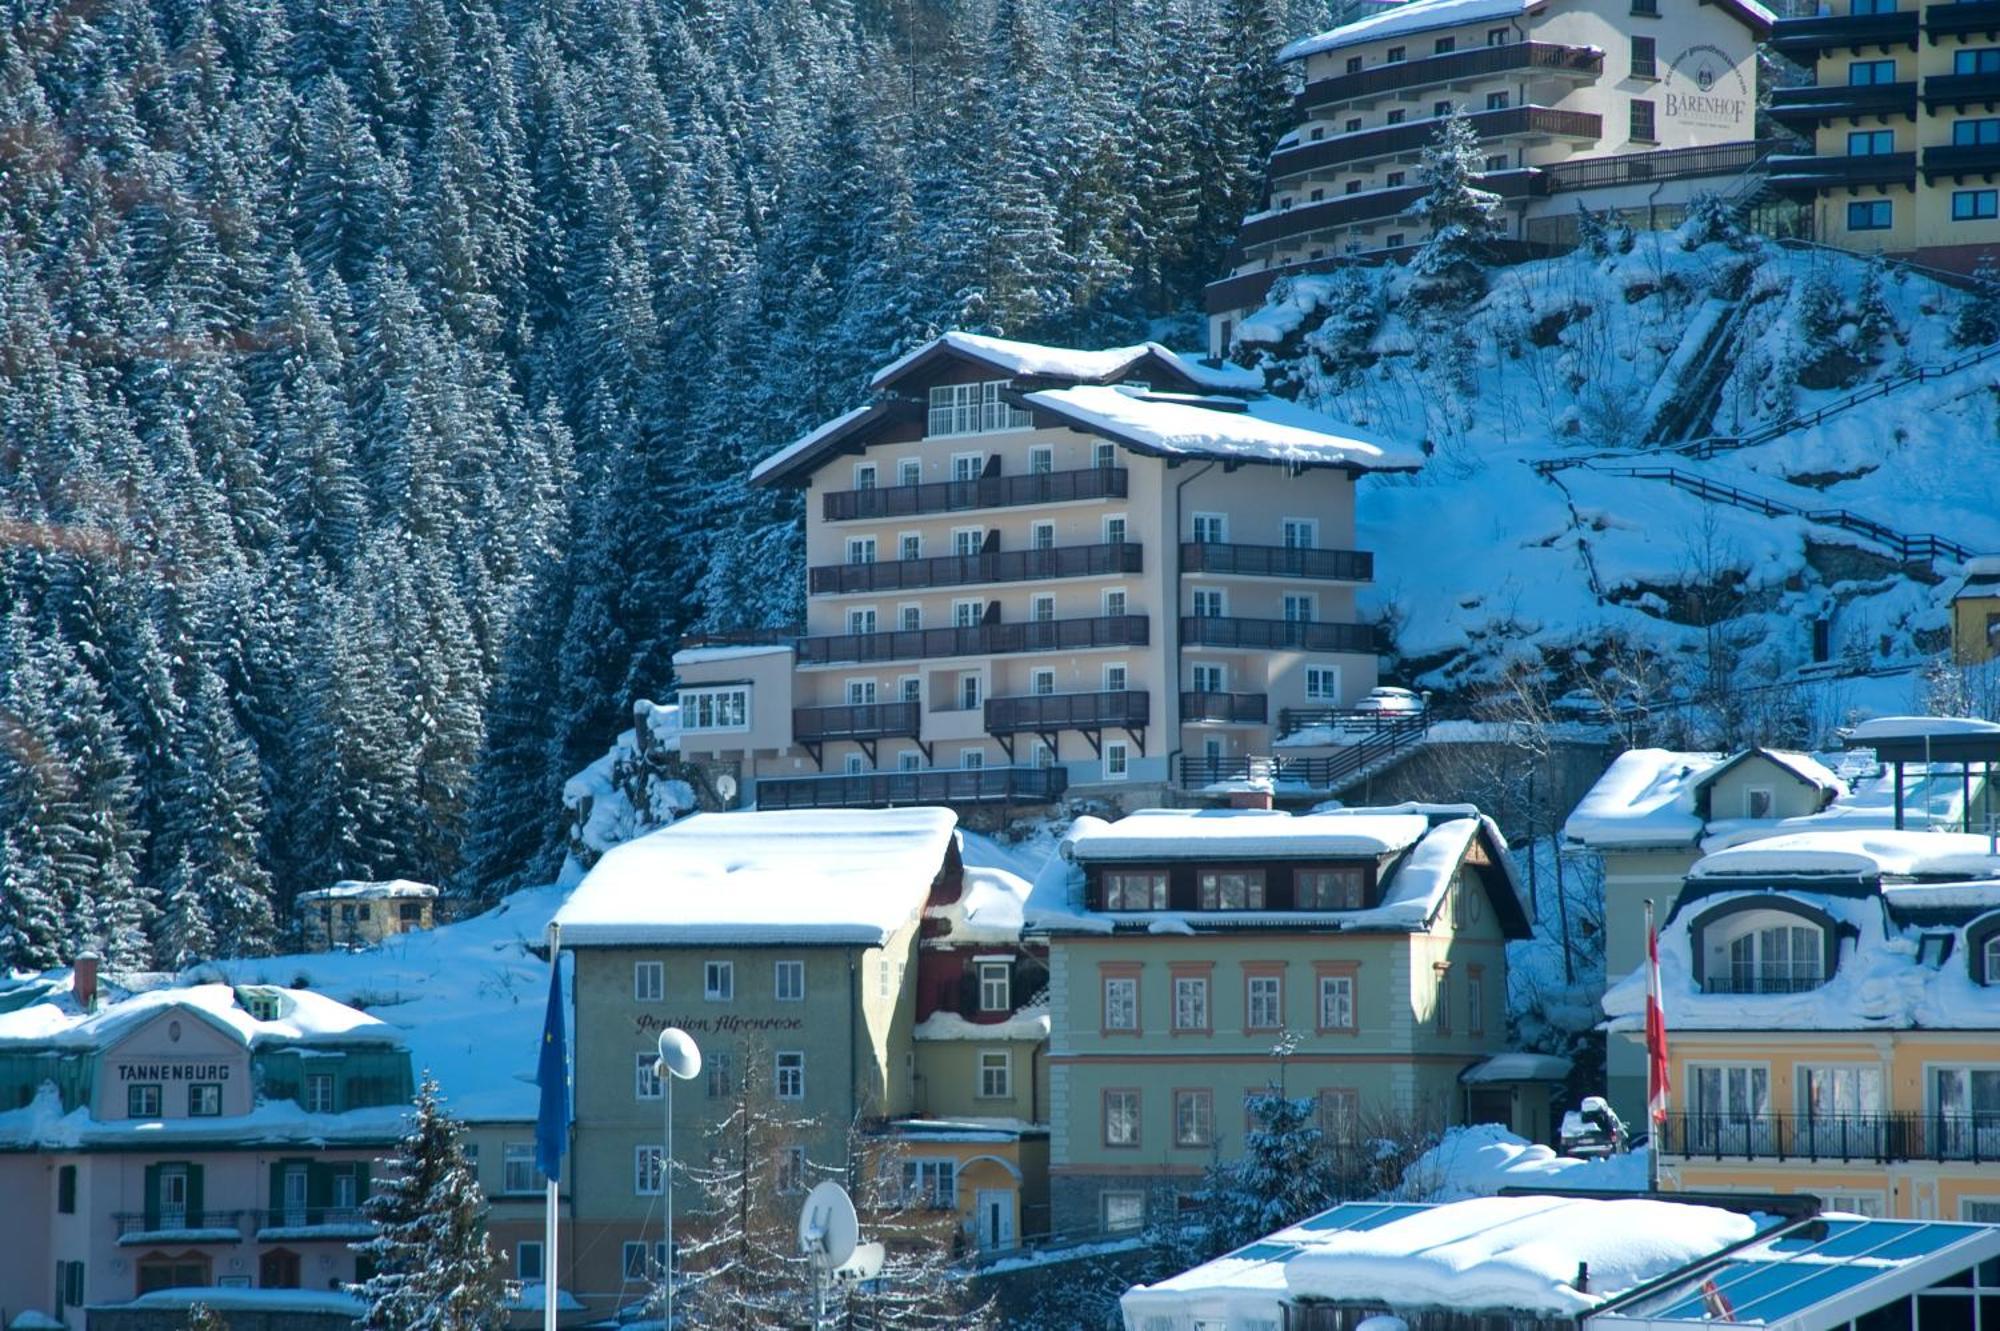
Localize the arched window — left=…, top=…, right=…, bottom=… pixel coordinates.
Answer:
left=1699, top=905, right=1829, bottom=994
left=1985, top=934, right=2000, bottom=986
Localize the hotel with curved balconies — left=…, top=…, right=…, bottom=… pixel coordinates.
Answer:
left=1208, top=0, right=1776, bottom=347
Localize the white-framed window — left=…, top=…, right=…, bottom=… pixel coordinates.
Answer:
left=517, top=1240, right=545, bottom=1281
left=1282, top=517, right=1318, bottom=549
left=960, top=747, right=986, bottom=770
left=776, top=1146, right=807, bottom=1194
left=1033, top=741, right=1056, bottom=768
left=1029, top=445, right=1054, bottom=474
left=1174, top=1089, right=1214, bottom=1146
left=1467, top=968, right=1484, bottom=1035
left=1105, top=740, right=1130, bottom=780
left=1192, top=512, right=1227, bottom=543
left=979, top=961, right=1011, bottom=1011
left=1744, top=786, right=1775, bottom=819
left=953, top=598, right=983, bottom=628
left=776, top=1051, right=806, bottom=1100
left=959, top=673, right=982, bottom=710
left=854, top=462, right=878, bottom=490
left=1031, top=594, right=1056, bottom=622
left=846, top=536, right=877, bottom=565
left=504, top=1142, right=540, bottom=1194
left=1798, top=1065, right=1882, bottom=1119
left=1706, top=910, right=1824, bottom=993
left=704, top=960, right=734, bottom=1001
left=952, top=452, right=985, bottom=481
left=1102, top=588, right=1127, bottom=617
left=1030, top=668, right=1055, bottom=695
left=844, top=753, right=868, bottom=775
left=775, top=959, right=806, bottom=1002
left=1104, top=870, right=1168, bottom=911
left=979, top=1050, right=1012, bottom=1098
left=1305, top=666, right=1341, bottom=701
left=1103, top=662, right=1128, bottom=691
left=846, top=678, right=878, bottom=705
left=1319, top=1088, right=1360, bottom=1140
left=1102, top=1190, right=1145, bottom=1232
left=681, top=686, right=751, bottom=732
left=953, top=527, right=984, bottom=557
left=1434, top=966, right=1451, bottom=1035
left=1103, top=975, right=1139, bottom=1030
left=898, top=458, right=922, bottom=486
left=1193, top=588, right=1225, bottom=618
left=1103, top=515, right=1127, bottom=545
left=1283, top=593, right=1316, bottom=623
left=1692, top=1064, right=1773, bottom=1121
left=1104, top=1089, right=1142, bottom=1146
left=1031, top=520, right=1055, bottom=550
left=1172, top=975, right=1210, bottom=1031
left=847, top=607, right=877, bottom=635
left=1093, top=442, right=1117, bottom=469
left=1962, top=1199, right=2000, bottom=1222
left=898, top=1158, right=957, bottom=1209
left=1819, top=1192, right=1886, bottom=1217
left=1191, top=662, right=1225, bottom=692
left=621, top=1241, right=668, bottom=1281
left=1931, top=1067, right=2000, bottom=1159
left=899, top=675, right=921, bottom=703
left=634, top=1145, right=665, bottom=1195
left=1318, top=974, right=1356, bottom=1031
left=1199, top=869, right=1265, bottom=910
left=898, top=749, right=923, bottom=772
left=636, top=1052, right=663, bottom=1101
left=1247, top=975, right=1283, bottom=1030
left=928, top=382, right=1030, bottom=436
left=189, top=1083, right=221, bottom=1117
left=304, top=1073, right=335, bottom=1114
left=898, top=531, right=922, bottom=560
left=705, top=1050, right=735, bottom=1099
left=895, top=604, right=920, bottom=631
left=634, top=961, right=663, bottom=1002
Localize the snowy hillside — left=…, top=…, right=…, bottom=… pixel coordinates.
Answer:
left=1236, top=230, right=2000, bottom=732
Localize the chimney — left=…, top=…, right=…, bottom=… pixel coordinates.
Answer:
left=1228, top=787, right=1274, bottom=811
left=73, top=952, right=100, bottom=1012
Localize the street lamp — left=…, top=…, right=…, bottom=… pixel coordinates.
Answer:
left=654, top=1028, right=702, bottom=1329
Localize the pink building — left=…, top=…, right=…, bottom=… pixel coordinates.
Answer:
left=0, top=967, right=413, bottom=1327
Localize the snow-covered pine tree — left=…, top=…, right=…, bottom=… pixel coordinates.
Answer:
left=184, top=1302, right=226, bottom=1331
left=1952, top=255, right=2000, bottom=347
left=354, top=1073, right=505, bottom=1331
left=1407, top=107, right=1500, bottom=302
left=1193, top=1088, right=1339, bottom=1258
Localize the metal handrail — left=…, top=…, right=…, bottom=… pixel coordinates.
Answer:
left=1179, top=616, right=1382, bottom=653
left=986, top=690, right=1150, bottom=733
left=821, top=467, right=1127, bottom=522
left=757, top=765, right=1068, bottom=809
left=798, top=615, right=1150, bottom=665
left=793, top=701, right=923, bottom=741
left=1180, top=542, right=1373, bottom=581
left=1181, top=691, right=1269, bottom=724
left=809, top=542, right=1143, bottom=595
left=1297, top=41, right=1602, bottom=111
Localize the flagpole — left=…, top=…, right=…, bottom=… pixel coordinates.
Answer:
left=1644, top=899, right=1661, bottom=1194
left=545, top=920, right=562, bottom=1331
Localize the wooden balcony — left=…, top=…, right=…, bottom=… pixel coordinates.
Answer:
left=1266, top=105, right=1601, bottom=186
left=756, top=765, right=1068, bottom=809
left=1180, top=542, right=1372, bottom=582
left=1923, top=70, right=2000, bottom=110
left=1768, top=81, right=1918, bottom=127
left=798, top=615, right=1149, bottom=666
left=1180, top=691, right=1269, bottom=724
left=1765, top=150, right=1916, bottom=189
left=810, top=543, right=1142, bottom=595
left=1927, top=0, right=2000, bottom=38
left=793, top=701, right=922, bottom=743
left=1179, top=616, right=1381, bottom=654
left=1768, top=10, right=1917, bottom=56
left=1925, top=141, right=2000, bottom=178
left=821, top=467, right=1126, bottom=522
left=1297, top=41, right=1600, bottom=113
left=986, top=690, right=1150, bottom=735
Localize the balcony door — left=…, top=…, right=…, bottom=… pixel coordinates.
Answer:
left=1934, top=1068, right=2000, bottom=1159
left=282, top=1165, right=308, bottom=1227
left=1689, top=1064, right=1773, bottom=1154
left=1282, top=518, right=1318, bottom=549
left=159, top=1166, right=189, bottom=1229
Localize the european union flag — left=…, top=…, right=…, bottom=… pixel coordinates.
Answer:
left=534, top=953, right=568, bottom=1180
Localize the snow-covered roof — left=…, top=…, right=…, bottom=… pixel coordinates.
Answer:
left=911, top=1006, right=1051, bottom=1042
left=1022, top=384, right=1424, bottom=471
left=926, top=861, right=1033, bottom=947
left=1280, top=0, right=1542, bottom=63
left=1399, top=1124, right=1647, bottom=1200
left=1845, top=715, right=2000, bottom=742
left=747, top=402, right=885, bottom=486
left=1949, top=555, right=2000, bottom=600
left=866, top=332, right=1262, bottom=393
left=295, top=878, right=438, bottom=904
left=669, top=643, right=794, bottom=667
left=1563, top=749, right=1723, bottom=848
left=1459, top=1051, right=1573, bottom=1083
left=1068, top=807, right=1431, bottom=861
left=554, top=808, right=958, bottom=947
left=0, top=1083, right=410, bottom=1149
left=0, top=982, right=401, bottom=1051
left=1122, top=1194, right=1759, bottom=1329
left=123, top=1288, right=366, bottom=1315
left=1689, top=829, right=2000, bottom=881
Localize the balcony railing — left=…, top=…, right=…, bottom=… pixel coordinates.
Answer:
left=1766, top=151, right=1915, bottom=189
left=1268, top=105, right=1602, bottom=184
left=798, top=615, right=1149, bottom=665
left=1768, top=10, right=1918, bottom=54
left=1924, top=141, right=2000, bottom=177
left=1658, top=1112, right=2000, bottom=1163
left=114, top=1210, right=246, bottom=1239
left=1923, top=71, right=2000, bottom=109
left=793, top=701, right=921, bottom=742
left=1540, top=139, right=1773, bottom=191
left=1927, top=0, right=2000, bottom=37
left=256, top=1206, right=373, bottom=1233
left=1298, top=41, right=1601, bottom=112
left=986, top=690, right=1150, bottom=734
left=809, top=542, right=1142, bottom=595
left=1698, top=972, right=1826, bottom=995
left=1177, top=723, right=1424, bottom=790
left=821, top=467, right=1127, bottom=522
left=1179, top=616, right=1381, bottom=653
left=1278, top=705, right=1422, bottom=737
left=1234, top=170, right=1546, bottom=253
left=1767, top=82, right=1917, bottom=124
left=756, top=765, right=1068, bottom=809
left=1181, top=691, right=1269, bottom=724
left=1180, top=542, right=1373, bottom=582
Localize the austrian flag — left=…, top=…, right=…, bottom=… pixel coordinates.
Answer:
left=1646, top=909, right=1671, bottom=1128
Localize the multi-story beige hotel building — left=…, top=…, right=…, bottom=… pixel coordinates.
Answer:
left=1206, top=0, right=1776, bottom=344
left=671, top=333, right=1424, bottom=810
left=1767, top=0, right=2000, bottom=270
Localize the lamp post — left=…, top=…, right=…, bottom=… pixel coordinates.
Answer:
left=654, top=1027, right=702, bottom=1329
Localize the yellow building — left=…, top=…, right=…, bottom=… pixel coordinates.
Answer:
left=1603, top=826, right=2000, bottom=1219
left=1950, top=557, right=2000, bottom=664
left=295, top=879, right=438, bottom=950
left=1768, top=0, right=2000, bottom=270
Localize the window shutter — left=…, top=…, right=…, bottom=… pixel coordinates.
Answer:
left=269, top=1161, right=285, bottom=1219
left=143, top=1162, right=162, bottom=1230
left=307, top=1161, right=333, bottom=1209
left=187, top=1163, right=205, bottom=1221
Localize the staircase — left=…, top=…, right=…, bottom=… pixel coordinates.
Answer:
left=1177, top=716, right=1429, bottom=793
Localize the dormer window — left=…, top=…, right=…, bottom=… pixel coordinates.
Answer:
left=1297, top=867, right=1366, bottom=910
left=239, top=988, right=284, bottom=1021
left=1199, top=869, right=1266, bottom=910
left=1987, top=935, right=2000, bottom=984
left=1699, top=905, right=1829, bottom=994
left=928, top=382, right=1030, bottom=437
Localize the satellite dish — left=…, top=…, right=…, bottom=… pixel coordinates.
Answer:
left=715, top=773, right=739, bottom=803
left=834, top=1241, right=885, bottom=1284
left=655, top=1027, right=702, bottom=1081
left=799, top=1181, right=859, bottom=1270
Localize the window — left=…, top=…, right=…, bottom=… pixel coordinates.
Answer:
left=622, top=1241, right=668, bottom=1280
left=1102, top=1191, right=1145, bottom=1232
left=681, top=685, right=751, bottom=732
left=1386, top=45, right=1405, bottom=62
left=899, top=1159, right=956, bottom=1209
left=1689, top=1065, right=1774, bottom=1152
left=1852, top=0, right=1895, bottom=10
left=632, top=1049, right=666, bottom=1102
left=979, top=961, right=1011, bottom=1012
left=1025, top=668, right=1054, bottom=697
left=1957, top=47, right=2000, bottom=75
left=1433, top=99, right=1453, bottom=118
left=979, top=1050, right=1012, bottom=1098
left=1175, top=1089, right=1215, bottom=1146
left=1798, top=1065, right=1882, bottom=1119
left=1298, top=867, right=1365, bottom=909
left=1104, top=1089, right=1141, bottom=1146
left=928, top=381, right=1030, bottom=435
left=854, top=462, right=877, bottom=491
left=1199, top=869, right=1266, bottom=910
left=1282, top=593, right=1315, bottom=623
left=1281, top=517, right=1318, bottom=549
left=1387, top=170, right=1406, bottom=187
left=634, top=1145, right=664, bottom=1195
left=1191, top=662, right=1225, bottom=693
left=1103, top=974, right=1140, bottom=1030
left=1848, top=129, right=1894, bottom=156
left=157, top=1164, right=190, bottom=1226
left=1103, top=514, right=1127, bottom=546
left=1434, top=35, right=1455, bottom=52
left=898, top=749, right=923, bottom=772
left=304, top=1074, right=335, bottom=1114
left=898, top=675, right=921, bottom=705
left=706, top=1050, right=734, bottom=1098
left=1104, top=740, right=1130, bottom=780
left=957, top=671, right=981, bottom=709
left=1467, top=968, right=1485, bottom=1037
left=1629, top=99, right=1656, bottom=142
left=1630, top=35, right=1656, bottom=77
left=1955, top=117, right=2000, bottom=146
left=1932, top=1068, right=2000, bottom=1158
left=1486, top=90, right=1510, bottom=110
left=1104, top=869, right=1167, bottom=910
left=517, top=1240, right=545, bottom=1281
left=1346, top=55, right=1363, bottom=72
left=776, top=1051, right=805, bottom=1100
left=1848, top=199, right=1893, bottom=231
left=773, top=959, right=805, bottom=1002
left=899, top=459, right=921, bottom=487
left=1434, top=966, right=1452, bottom=1035
left=1318, top=972, right=1357, bottom=1032
left=58, top=1260, right=84, bottom=1310
left=1193, top=587, right=1225, bottom=618
left=704, top=961, right=734, bottom=1001
left=189, top=1083, right=222, bottom=1117
left=1031, top=593, right=1055, bottom=622
left=1386, top=233, right=1405, bottom=248
left=1484, top=154, right=1509, bottom=172
left=961, top=747, right=985, bottom=770
left=1387, top=109, right=1406, bottom=124
left=1955, top=189, right=1999, bottom=221
left=844, top=753, right=868, bottom=776
left=1192, top=512, right=1226, bottom=542
left=505, top=1142, right=540, bottom=1194
left=1632, top=0, right=1658, bottom=14
left=1320, top=1088, right=1361, bottom=1139
left=1102, top=588, right=1127, bottom=617
left=1985, top=934, right=2000, bottom=984
left=846, top=678, right=878, bottom=707
left=952, top=599, right=982, bottom=630
left=1029, top=445, right=1053, bottom=474
left=1033, top=741, right=1056, bottom=768
left=776, top=1146, right=807, bottom=1194
left=1963, top=1200, right=2000, bottom=1222
left=1710, top=913, right=1824, bottom=993
left=1345, top=180, right=1362, bottom=195
left=1094, top=442, right=1117, bottom=469
left=1247, top=974, right=1283, bottom=1030
left=1305, top=665, right=1341, bottom=700
left=1488, top=26, right=1510, bottom=43
left=898, top=533, right=922, bottom=562
left=846, top=536, right=877, bottom=565
left=1850, top=58, right=1897, bottom=85
left=1172, top=975, right=1210, bottom=1031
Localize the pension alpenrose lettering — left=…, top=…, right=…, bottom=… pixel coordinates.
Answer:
left=117, top=1062, right=232, bottom=1081
left=633, top=1013, right=804, bottom=1035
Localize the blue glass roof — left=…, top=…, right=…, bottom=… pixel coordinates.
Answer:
left=1295, top=1202, right=1433, bottom=1233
